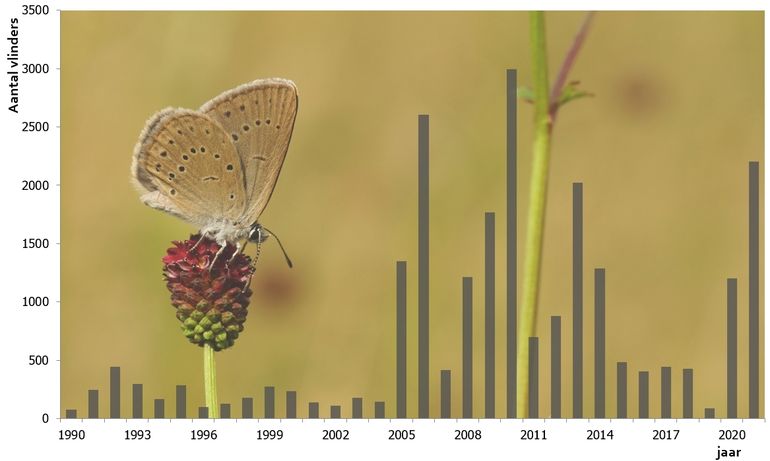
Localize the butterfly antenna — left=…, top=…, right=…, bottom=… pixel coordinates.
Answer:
left=263, top=227, right=294, bottom=268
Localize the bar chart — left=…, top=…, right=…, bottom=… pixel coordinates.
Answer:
left=62, top=69, right=763, bottom=421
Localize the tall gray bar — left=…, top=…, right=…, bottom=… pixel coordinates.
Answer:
left=506, top=69, right=518, bottom=419
left=551, top=316, right=561, bottom=418
left=176, top=385, right=186, bottom=418
left=683, top=369, right=693, bottom=419
left=88, top=389, right=98, bottom=419
left=573, top=183, right=583, bottom=418
left=418, top=114, right=430, bottom=418
left=727, top=278, right=737, bottom=418
left=529, top=337, right=539, bottom=418
left=639, top=372, right=649, bottom=418
left=110, top=366, right=120, bottom=418
left=617, top=362, right=627, bottom=418
left=748, top=161, right=759, bottom=418
left=485, top=212, right=495, bottom=418
left=352, top=397, right=363, bottom=419
left=264, top=386, right=275, bottom=418
left=132, top=384, right=143, bottom=418
left=462, top=277, right=473, bottom=418
left=286, top=391, right=296, bottom=419
left=396, top=261, right=407, bottom=418
left=661, top=367, right=672, bottom=418
left=595, top=268, right=605, bottom=418
left=242, top=397, right=253, bottom=419
left=441, top=370, right=451, bottom=418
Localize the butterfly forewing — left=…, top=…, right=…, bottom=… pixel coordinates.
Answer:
left=132, top=109, right=247, bottom=227
left=200, top=79, right=298, bottom=225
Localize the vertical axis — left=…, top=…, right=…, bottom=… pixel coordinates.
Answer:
left=572, top=183, right=583, bottom=418
left=683, top=368, right=693, bottom=419
left=462, top=277, right=473, bottom=418
left=396, top=261, right=407, bottom=418
left=727, top=278, right=737, bottom=418
left=418, top=114, right=430, bottom=418
left=661, top=367, right=672, bottom=418
left=528, top=337, right=539, bottom=418
left=550, top=316, right=561, bottom=418
left=506, top=69, right=518, bottom=418
left=594, top=268, right=605, bottom=418
left=748, top=161, right=759, bottom=418
left=485, top=212, right=496, bottom=417
left=617, top=362, right=627, bottom=418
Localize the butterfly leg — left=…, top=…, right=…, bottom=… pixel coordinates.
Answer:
left=208, top=239, right=228, bottom=270
left=190, top=231, right=209, bottom=252
left=228, top=240, right=243, bottom=262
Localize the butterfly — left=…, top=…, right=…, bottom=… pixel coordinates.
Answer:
left=131, top=78, right=297, bottom=265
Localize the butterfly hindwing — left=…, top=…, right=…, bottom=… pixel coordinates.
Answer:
left=132, top=109, right=247, bottom=227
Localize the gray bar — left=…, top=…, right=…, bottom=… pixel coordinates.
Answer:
left=308, top=402, right=319, bottom=419
left=264, top=386, right=275, bottom=418
left=242, top=397, right=253, bottom=419
left=506, top=68, right=518, bottom=419
left=462, top=277, right=473, bottom=418
left=573, top=183, right=583, bottom=418
left=396, top=261, right=407, bottom=418
left=727, top=278, right=737, bottom=418
left=683, top=369, right=693, bottom=419
left=154, top=399, right=164, bottom=418
left=418, top=114, right=430, bottom=418
left=661, top=367, right=672, bottom=418
left=749, top=161, right=759, bottom=418
left=595, top=268, right=605, bottom=418
left=484, top=212, right=495, bottom=418
left=176, top=385, right=186, bottom=418
left=330, top=405, right=341, bottom=419
left=617, top=362, right=627, bottom=418
left=529, top=337, right=539, bottom=418
left=220, top=403, right=230, bottom=419
left=88, top=389, right=98, bottom=419
left=286, top=392, right=296, bottom=419
left=352, top=397, right=363, bottom=419
left=65, top=409, right=77, bottom=419
left=639, top=372, right=649, bottom=418
left=110, top=366, right=120, bottom=418
left=551, top=316, right=561, bottom=418
left=132, top=384, right=143, bottom=418
left=198, top=406, right=208, bottom=419
left=705, top=408, right=715, bottom=419
left=375, top=401, right=385, bottom=419
left=441, top=370, right=451, bottom=418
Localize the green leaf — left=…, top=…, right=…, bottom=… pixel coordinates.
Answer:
left=557, top=80, right=593, bottom=108
left=517, top=86, right=535, bottom=103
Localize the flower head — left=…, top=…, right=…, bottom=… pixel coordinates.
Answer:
left=162, top=235, right=254, bottom=351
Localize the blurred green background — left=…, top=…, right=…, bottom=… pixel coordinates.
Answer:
left=62, top=11, right=763, bottom=418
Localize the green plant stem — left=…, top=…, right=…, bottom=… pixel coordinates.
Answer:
left=203, top=344, right=219, bottom=418
left=517, top=11, right=552, bottom=418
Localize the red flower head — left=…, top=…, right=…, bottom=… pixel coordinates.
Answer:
left=162, top=235, right=255, bottom=351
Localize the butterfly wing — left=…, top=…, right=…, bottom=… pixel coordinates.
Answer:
left=200, top=78, right=298, bottom=224
left=131, top=108, right=247, bottom=227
